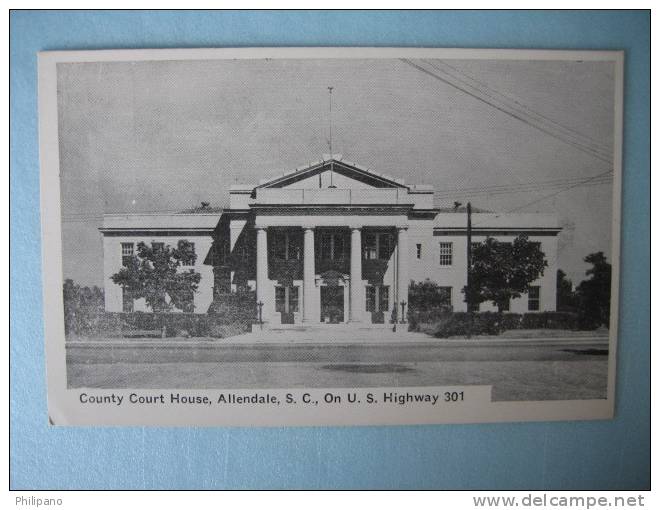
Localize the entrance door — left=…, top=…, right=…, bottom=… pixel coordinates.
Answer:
left=320, top=286, right=344, bottom=323
left=275, top=286, right=299, bottom=324
left=366, top=285, right=390, bottom=324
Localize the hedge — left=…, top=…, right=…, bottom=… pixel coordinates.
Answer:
left=409, top=310, right=582, bottom=338
left=64, top=292, right=258, bottom=339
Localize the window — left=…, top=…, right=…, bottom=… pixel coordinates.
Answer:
left=439, top=286, right=452, bottom=307
left=273, top=231, right=301, bottom=261
left=468, top=302, right=480, bottom=313
left=275, top=286, right=299, bottom=313
left=528, top=286, right=540, bottom=311
left=439, top=242, right=453, bottom=266
left=121, top=243, right=134, bottom=266
left=216, top=241, right=230, bottom=265
left=366, top=285, right=390, bottom=312
left=122, top=288, right=134, bottom=313
left=363, top=232, right=393, bottom=260
left=363, top=234, right=377, bottom=260
left=275, top=287, right=286, bottom=312
left=289, top=286, right=299, bottom=313
left=416, top=243, right=422, bottom=259
left=321, top=233, right=345, bottom=260
left=182, top=242, right=195, bottom=266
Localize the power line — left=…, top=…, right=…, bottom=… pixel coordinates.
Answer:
left=420, top=58, right=614, bottom=162
left=426, top=59, right=613, bottom=158
left=401, top=58, right=613, bottom=165
left=435, top=178, right=612, bottom=202
left=505, top=170, right=613, bottom=214
left=433, top=174, right=612, bottom=198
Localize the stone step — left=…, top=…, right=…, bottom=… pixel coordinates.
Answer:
left=251, top=323, right=408, bottom=333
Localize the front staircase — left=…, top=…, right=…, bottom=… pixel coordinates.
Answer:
left=251, top=322, right=409, bottom=333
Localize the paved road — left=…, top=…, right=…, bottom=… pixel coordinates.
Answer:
left=66, top=339, right=609, bottom=401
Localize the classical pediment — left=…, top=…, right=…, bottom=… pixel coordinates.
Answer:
left=256, top=158, right=408, bottom=191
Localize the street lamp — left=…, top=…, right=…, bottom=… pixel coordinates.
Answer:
left=257, top=300, right=264, bottom=330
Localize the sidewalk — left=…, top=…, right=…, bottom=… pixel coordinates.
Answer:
left=66, top=328, right=610, bottom=348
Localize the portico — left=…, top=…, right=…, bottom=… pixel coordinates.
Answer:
left=252, top=215, right=411, bottom=327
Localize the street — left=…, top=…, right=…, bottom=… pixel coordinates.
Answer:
left=66, top=337, right=609, bottom=401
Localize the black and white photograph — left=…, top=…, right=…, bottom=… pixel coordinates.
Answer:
left=39, top=48, right=622, bottom=426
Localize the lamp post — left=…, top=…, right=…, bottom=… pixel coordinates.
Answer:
left=257, top=300, right=264, bottom=330
left=400, top=300, right=407, bottom=325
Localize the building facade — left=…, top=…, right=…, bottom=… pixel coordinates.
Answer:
left=100, top=158, right=560, bottom=326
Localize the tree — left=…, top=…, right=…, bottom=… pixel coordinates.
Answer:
left=575, top=251, right=611, bottom=328
left=111, top=241, right=201, bottom=312
left=556, top=269, right=578, bottom=312
left=63, top=279, right=105, bottom=335
left=464, top=235, right=548, bottom=312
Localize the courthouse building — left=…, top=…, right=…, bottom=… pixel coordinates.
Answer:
left=100, top=157, right=560, bottom=326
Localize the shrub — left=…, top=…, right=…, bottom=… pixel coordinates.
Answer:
left=521, top=311, right=579, bottom=330
left=407, top=307, right=453, bottom=332
left=409, top=279, right=453, bottom=312
left=207, top=291, right=257, bottom=334
left=432, top=312, right=505, bottom=338
left=63, top=280, right=106, bottom=336
left=418, top=311, right=581, bottom=338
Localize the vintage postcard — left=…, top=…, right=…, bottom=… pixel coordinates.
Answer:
left=39, top=48, right=623, bottom=426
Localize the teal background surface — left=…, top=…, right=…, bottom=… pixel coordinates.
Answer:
left=10, top=10, right=650, bottom=489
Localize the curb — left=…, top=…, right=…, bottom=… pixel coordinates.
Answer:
left=66, top=337, right=609, bottom=349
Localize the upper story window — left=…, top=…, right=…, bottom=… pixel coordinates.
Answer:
left=182, top=242, right=195, bottom=267
left=528, top=286, right=541, bottom=311
left=121, top=242, right=134, bottom=266
left=439, top=242, right=453, bottom=266
left=363, top=232, right=392, bottom=260
left=416, top=243, right=422, bottom=259
left=321, top=233, right=345, bottom=260
left=273, top=231, right=301, bottom=261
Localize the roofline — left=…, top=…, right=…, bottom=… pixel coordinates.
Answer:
left=433, top=227, right=561, bottom=234
left=254, top=159, right=409, bottom=190
left=99, top=227, right=216, bottom=235
left=249, top=204, right=415, bottom=211
left=102, top=212, right=223, bottom=217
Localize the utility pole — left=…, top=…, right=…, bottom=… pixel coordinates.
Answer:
left=466, top=202, right=473, bottom=339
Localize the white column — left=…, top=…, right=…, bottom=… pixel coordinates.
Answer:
left=350, top=227, right=364, bottom=322
left=302, top=227, right=318, bottom=322
left=256, top=227, right=268, bottom=321
left=397, top=226, right=409, bottom=323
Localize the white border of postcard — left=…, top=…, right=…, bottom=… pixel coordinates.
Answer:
left=39, top=47, right=623, bottom=427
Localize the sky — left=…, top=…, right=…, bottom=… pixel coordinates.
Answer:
left=57, top=57, right=616, bottom=287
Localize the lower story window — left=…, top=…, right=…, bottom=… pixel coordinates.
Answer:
left=528, top=286, right=540, bottom=311
left=275, top=286, right=299, bottom=313
left=438, top=286, right=452, bottom=307
left=366, top=285, right=390, bottom=312
left=122, top=288, right=134, bottom=313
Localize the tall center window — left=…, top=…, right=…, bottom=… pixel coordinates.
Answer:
left=321, top=233, right=345, bottom=260
left=363, top=232, right=392, bottom=260
left=273, top=231, right=301, bottom=260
